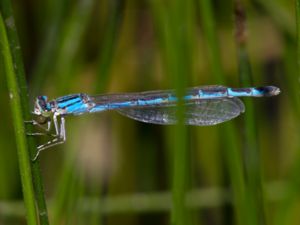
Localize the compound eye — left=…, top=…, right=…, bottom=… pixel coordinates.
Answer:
left=38, top=95, right=47, bottom=103
left=34, top=95, right=50, bottom=116
left=37, top=96, right=50, bottom=111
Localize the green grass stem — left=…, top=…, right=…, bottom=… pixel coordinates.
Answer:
left=199, top=0, right=248, bottom=224
left=149, top=1, right=195, bottom=224
left=30, top=0, right=68, bottom=95
left=234, top=2, right=266, bottom=225
left=254, top=0, right=294, bottom=37
left=274, top=2, right=300, bottom=224
left=54, top=0, right=95, bottom=94
left=163, top=1, right=194, bottom=225
left=0, top=11, right=38, bottom=225
left=95, top=0, right=124, bottom=93
left=0, top=1, right=50, bottom=224
left=297, top=0, right=300, bottom=80
left=43, top=1, right=96, bottom=223
left=237, top=47, right=266, bottom=225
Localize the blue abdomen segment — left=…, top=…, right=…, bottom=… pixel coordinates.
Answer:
left=189, top=86, right=280, bottom=99
left=55, top=94, right=95, bottom=115
left=53, top=86, right=280, bottom=115
left=87, top=86, right=279, bottom=113
left=227, top=86, right=280, bottom=97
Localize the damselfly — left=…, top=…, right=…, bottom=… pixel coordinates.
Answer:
left=28, top=85, right=280, bottom=160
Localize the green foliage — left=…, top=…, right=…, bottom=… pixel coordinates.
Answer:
left=0, top=0, right=297, bottom=225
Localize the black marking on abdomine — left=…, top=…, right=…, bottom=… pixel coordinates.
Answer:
left=63, top=99, right=82, bottom=108
left=201, top=86, right=227, bottom=93
left=231, top=88, right=251, bottom=93
left=255, top=86, right=279, bottom=97
left=55, top=94, right=85, bottom=109
left=255, top=86, right=272, bottom=95
left=56, top=94, right=81, bottom=103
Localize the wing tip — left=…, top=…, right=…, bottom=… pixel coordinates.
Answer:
left=232, top=98, right=245, bottom=113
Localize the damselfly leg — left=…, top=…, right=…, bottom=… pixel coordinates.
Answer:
left=27, top=113, right=66, bottom=161
left=25, top=118, right=53, bottom=136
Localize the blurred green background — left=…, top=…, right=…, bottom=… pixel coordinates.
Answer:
left=0, top=0, right=297, bottom=225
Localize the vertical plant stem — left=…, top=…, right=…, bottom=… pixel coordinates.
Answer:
left=199, top=0, right=248, bottom=224
left=90, top=2, right=124, bottom=224
left=275, top=1, right=300, bottom=225
left=54, top=0, right=95, bottom=94
left=253, top=0, right=294, bottom=37
left=0, top=1, right=50, bottom=224
left=30, top=0, right=67, bottom=95
left=234, top=1, right=265, bottom=225
left=168, top=1, right=195, bottom=225
left=0, top=12, right=38, bottom=225
left=95, top=0, right=124, bottom=93
left=297, top=0, right=300, bottom=76
left=49, top=0, right=95, bottom=223
left=149, top=0, right=195, bottom=224
left=198, top=0, right=223, bottom=83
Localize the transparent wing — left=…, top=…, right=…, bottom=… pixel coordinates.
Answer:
left=117, top=98, right=245, bottom=126
left=90, top=85, right=226, bottom=105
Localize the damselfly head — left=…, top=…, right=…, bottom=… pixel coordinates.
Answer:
left=34, top=96, right=51, bottom=117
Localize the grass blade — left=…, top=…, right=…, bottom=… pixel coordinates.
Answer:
left=149, top=0, right=195, bottom=224
left=234, top=2, right=266, bottom=225
left=0, top=1, right=50, bottom=224
left=199, top=1, right=248, bottom=224
left=275, top=1, right=300, bottom=224
left=95, top=0, right=125, bottom=93
left=0, top=11, right=38, bottom=225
